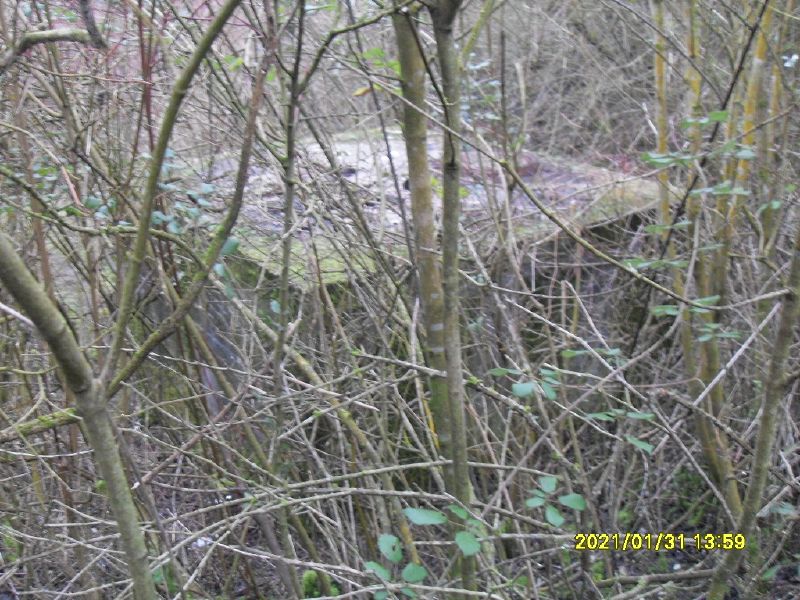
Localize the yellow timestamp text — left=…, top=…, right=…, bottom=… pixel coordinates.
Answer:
left=573, top=532, right=746, bottom=551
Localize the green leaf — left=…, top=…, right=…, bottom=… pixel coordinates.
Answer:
left=403, top=507, right=447, bottom=525
left=760, top=566, right=780, bottom=581
left=626, top=435, right=654, bottom=455
left=641, top=152, right=675, bottom=167
left=401, top=563, right=427, bottom=584
left=151, top=210, right=169, bottom=225
left=488, top=367, right=522, bottom=377
left=650, top=304, right=680, bottom=317
left=525, top=493, right=547, bottom=508
left=695, top=295, right=720, bottom=306
left=545, top=505, right=565, bottom=527
left=641, top=151, right=693, bottom=167
left=735, top=146, right=756, bottom=160
left=691, top=298, right=719, bottom=313
left=85, top=195, right=102, bottom=210
left=558, top=493, right=587, bottom=511
left=365, top=561, right=390, bottom=580
left=220, top=237, right=240, bottom=256
left=757, top=199, right=782, bottom=215
left=623, top=257, right=653, bottom=270
left=270, top=299, right=281, bottom=314
left=446, top=504, right=469, bottom=519
left=539, top=475, right=558, bottom=493
left=540, top=381, right=557, bottom=401
left=374, top=592, right=389, bottom=600
left=511, top=575, right=529, bottom=588
left=378, top=534, right=403, bottom=563
left=512, top=382, right=536, bottom=398
left=223, top=55, right=244, bottom=71
left=771, top=502, right=798, bottom=516
left=385, top=59, right=401, bottom=76
left=586, top=411, right=615, bottom=421
left=599, top=347, right=622, bottom=357
left=362, top=47, right=386, bottom=61
left=212, top=263, right=226, bottom=277
left=561, top=349, right=588, bottom=358
left=152, top=565, right=166, bottom=585
left=626, top=411, right=655, bottom=420
left=454, top=531, right=481, bottom=556
left=400, top=588, right=417, bottom=598
left=708, top=110, right=729, bottom=122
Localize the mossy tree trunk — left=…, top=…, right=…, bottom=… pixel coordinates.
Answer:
left=429, top=0, right=476, bottom=593
left=394, top=1, right=475, bottom=594
left=0, top=233, right=158, bottom=600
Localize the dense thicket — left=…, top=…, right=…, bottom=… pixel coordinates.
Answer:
left=0, top=1, right=798, bottom=599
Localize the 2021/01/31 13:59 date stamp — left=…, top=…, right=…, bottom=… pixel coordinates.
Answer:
left=573, top=532, right=747, bottom=551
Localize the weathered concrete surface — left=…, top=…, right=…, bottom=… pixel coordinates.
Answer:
left=212, top=129, right=661, bottom=286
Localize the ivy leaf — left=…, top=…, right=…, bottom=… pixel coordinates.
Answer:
left=364, top=561, right=390, bottom=580
left=403, top=508, right=447, bottom=525
left=454, top=531, right=481, bottom=557
left=545, top=505, right=565, bottom=527
left=378, top=534, right=403, bottom=564
left=401, top=563, right=427, bottom=583
left=558, top=493, right=587, bottom=511
left=626, top=435, right=654, bottom=455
